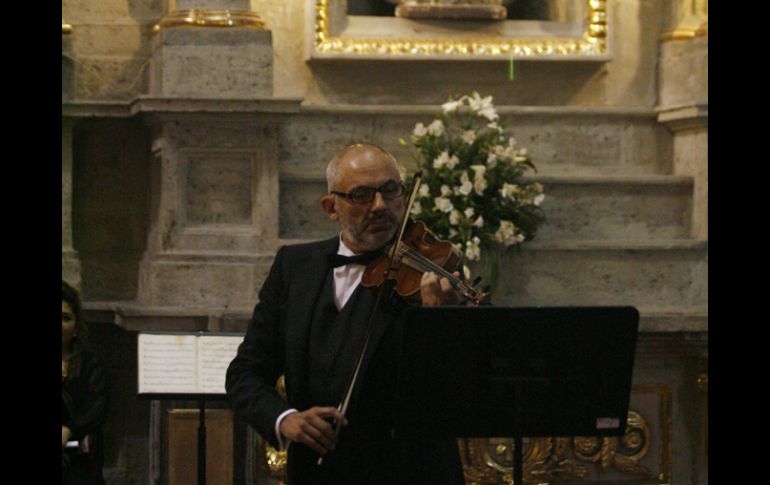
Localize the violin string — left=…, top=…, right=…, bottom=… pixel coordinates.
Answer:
left=396, top=245, right=475, bottom=296
left=396, top=246, right=456, bottom=281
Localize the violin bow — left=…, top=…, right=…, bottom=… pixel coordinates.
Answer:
left=317, top=170, right=424, bottom=465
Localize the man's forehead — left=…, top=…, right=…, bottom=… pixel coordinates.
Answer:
left=338, top=148, right=400, bottom=175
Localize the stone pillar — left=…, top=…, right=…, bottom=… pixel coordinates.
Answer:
left=657, top=1, right=707, bottom=240
left=137, top=111, right=281, bottom=310
left=150, top=0, right=272, bottom=98
left=62, top=22, right=80, bottom=288
left=62, top=117, right=81, bottom=290
left=134, top=1, right=282, bottom=312
left=658, top=106, right=707, bottom=240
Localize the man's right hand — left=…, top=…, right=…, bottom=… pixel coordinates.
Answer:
left=278, top=407, right=348, bottom=455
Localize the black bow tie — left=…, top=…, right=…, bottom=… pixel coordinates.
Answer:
left=329, top=251, right=383, bottom=268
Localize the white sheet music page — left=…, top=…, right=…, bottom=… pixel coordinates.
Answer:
left=138, top=333, right=198, bottom=394
left=197, top=335, right=242, bottom=394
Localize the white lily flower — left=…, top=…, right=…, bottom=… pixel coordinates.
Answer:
left=450, top=210, right=462, bottom=226
left=418, top=184, right=430, bottom=198
left=486, top=153, right=498, bottom=168
left=440, top=184, right=452, bottom=197
left=462, top=130, right=476, bottom=144
left=500, top=183, right=519, bottom=200
left=514, top=147, right=528, bottom=163
left=411, top=201, right=422, bottom=215
left=468, top=92, right=492, bottom=112
left=433, top=151, right=451, bottom=169
left=467, top=92, right=498, bottom=122
left=427, top=119, right=444, bottom=136
left=470, top=165, right=486, bottom=179
left=494, top=220, right=519, bottom=246
left=464, top=207, right=475, bottom=218
left=464, top=236, right=482, bottom=261
left=434, top=196, right=453, bottom=213
left=458, top=172, right=473, bottom=196
left=413, top=123, right=427, bottom=137
left=442, top=97, right=465, bottom=113
left=478, top=106, right=499, bottom=122
left=470, top=165, right=487, bottom=195
left=533, top=193, right=545, bottom=206
left=473, top=215, right=484, bottom=228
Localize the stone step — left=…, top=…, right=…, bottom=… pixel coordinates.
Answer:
left=278, top=105, right=673, bottom=178
left=481, top=239, right=707, bottom=309
left=529, top=174, right=693, bottom=240
left=133, top=239, right=706, bottom=311
left=278, top=174, right=694, bottom=241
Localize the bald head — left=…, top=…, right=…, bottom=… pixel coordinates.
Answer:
left=326, top=143, right=400, bottom=193
left=320, top=143, right=405, bottom=252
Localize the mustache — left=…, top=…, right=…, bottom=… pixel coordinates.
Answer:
left=365, top=211, right=398, bottom=227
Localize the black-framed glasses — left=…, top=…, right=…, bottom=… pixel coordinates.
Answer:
left=331, top=180, right=405, bottom=205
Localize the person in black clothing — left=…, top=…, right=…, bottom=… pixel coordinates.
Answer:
left=226, top=144, right=465, bottom=484
left=62, top=280, right=108, bottom=485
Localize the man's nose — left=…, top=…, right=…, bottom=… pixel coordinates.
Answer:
left=371, top=191, right=387, bottom=209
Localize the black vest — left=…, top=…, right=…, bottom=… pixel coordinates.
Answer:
left=289, top=271, right=463, bottom=485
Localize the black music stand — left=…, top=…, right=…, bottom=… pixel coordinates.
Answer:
left=395, top=306, right=639, bottom=485
left=138, top=392, right=229, bottom=485
left=136, top=330, right=244, bottom=485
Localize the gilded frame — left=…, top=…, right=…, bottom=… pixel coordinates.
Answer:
left=310, top=0, right=609, bottom=60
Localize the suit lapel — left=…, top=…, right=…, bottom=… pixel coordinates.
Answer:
left=284, top=236, right=339, bottom=407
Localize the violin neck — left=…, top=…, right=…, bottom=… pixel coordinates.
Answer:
left=399, top=247, right=485, bottom=305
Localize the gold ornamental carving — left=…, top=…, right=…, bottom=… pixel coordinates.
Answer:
left=153, top=9, right=266, bottom=33
left=661, top=0, right=708, bottom=41
left=461, top=410, right=659, bottom=484
left=263, top=375, right=288, bottom=484
left=313, top=0, right=608, bottom=58
left=390, top=0, right=509, bottom=20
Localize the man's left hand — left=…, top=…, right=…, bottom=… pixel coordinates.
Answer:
left=420, top=271, right=462, bottom=306
left=62, top=426, right=72, bottom=448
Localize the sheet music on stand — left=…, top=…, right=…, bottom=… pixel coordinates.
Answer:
left=137, top=331, right=244, bottom=485
left=137, top=331, right=243, bottom=397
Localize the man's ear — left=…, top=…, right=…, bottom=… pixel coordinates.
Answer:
left=320, top=194, right=339, bottom=221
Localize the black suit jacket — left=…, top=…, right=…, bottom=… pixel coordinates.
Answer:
left=226, top=236, right=464, bottom=484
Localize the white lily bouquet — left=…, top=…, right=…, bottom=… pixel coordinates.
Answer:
left=401, top=92, right=546, bottom=285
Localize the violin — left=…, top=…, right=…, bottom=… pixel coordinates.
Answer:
left=317, top=169, right=490, bottom=466
left=361, top=219, right=489, bottom=306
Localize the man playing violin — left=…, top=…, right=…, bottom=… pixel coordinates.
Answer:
left=226, top=143, right=465, bottom=484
